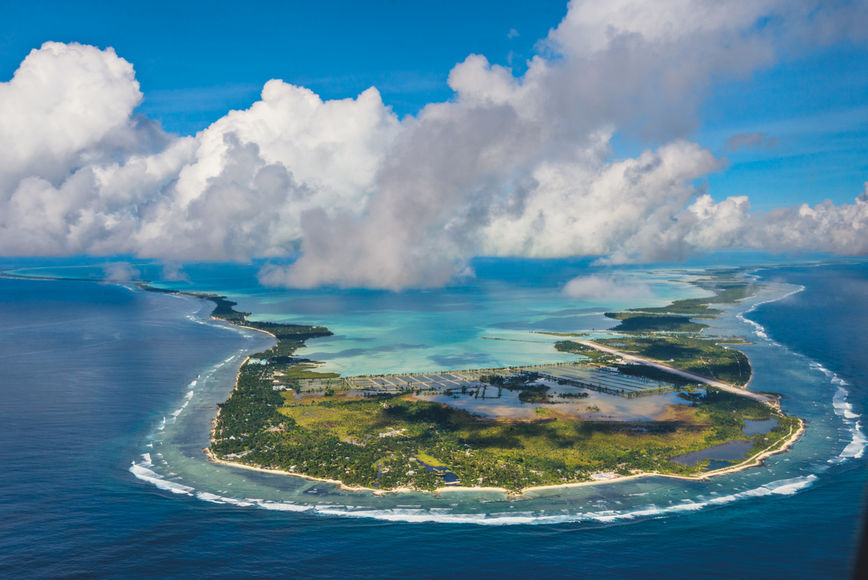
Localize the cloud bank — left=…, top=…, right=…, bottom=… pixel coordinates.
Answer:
left=1, top=1, right=866, bottom=289
left=563, top=274, right=653, bottom=301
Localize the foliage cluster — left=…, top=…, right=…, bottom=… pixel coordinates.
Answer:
left=553, top=341, right=617, bottom=364
left=597, top=335, right=752, bottom=386
left=627, top=274, right=757, bottom=317
left=604, top=312, right=709, bottom=333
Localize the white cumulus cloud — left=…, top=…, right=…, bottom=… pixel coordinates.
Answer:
left=563, top=274, right=654, bottom=301
left=0, top=2, right=866, bottom=289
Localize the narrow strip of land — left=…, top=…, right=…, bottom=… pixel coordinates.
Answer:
left=577, top=340, right=776, bottom=406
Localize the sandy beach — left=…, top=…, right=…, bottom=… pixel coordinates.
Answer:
left=205, top=417, right=805, bottom=497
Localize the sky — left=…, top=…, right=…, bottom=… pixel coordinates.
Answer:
left=0, top=0, right=866, bottom=289
left=0, top=1, right=568, bottom=132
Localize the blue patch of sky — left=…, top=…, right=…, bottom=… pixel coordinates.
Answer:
left=610, top=42, right=868, bottom=208
left=0, top=0, right=566, bottom=134
left=696, top=44, right=868, bottom=208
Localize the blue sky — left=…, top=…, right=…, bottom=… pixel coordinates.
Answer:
left=0, top=1, right=566, bottom=130
left=699, top=44, right=868, bottom=209
left=0, top=1, right=865, bottom=288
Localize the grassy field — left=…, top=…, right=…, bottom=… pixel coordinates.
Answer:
left=277, top=363, right=340, bottom=381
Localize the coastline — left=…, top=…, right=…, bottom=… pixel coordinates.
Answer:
left=205, top=417, right=805, bottom=497
left=204, top=315, right=281, bottom=442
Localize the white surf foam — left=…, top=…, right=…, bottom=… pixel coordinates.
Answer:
left=195, top=491, right=256, bottom=507
left=810, top=362, right=867, bottom=463
left=129, top=445, right=820, bottom=525
left=736, top=284, right=805, bottom=344
left=735, top=282, right=865, bottom=466
left=165, top=374, right=203, bottom=423
left=186, top=314, right=209, bottom=326
left=737, top=314, right=770, bottom=341
left=288, top=474, right=819, bottom=525
left=129, top=456, right=195, bottom=496
left=169, top=389, right=195, bottom=421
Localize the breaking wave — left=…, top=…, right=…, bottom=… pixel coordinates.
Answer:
left=812, top=362, right=867, bottom=463
left=128, top=451, right=819, bottom=525
left=737, top=284, right=804, bottom=344
left=168, top=376, right=199, bottom=421
left=739, top=284, right=865, bottom=466
left=130, top=453, right=195, bottom=496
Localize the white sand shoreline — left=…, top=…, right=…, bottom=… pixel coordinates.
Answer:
left=205, top=418, right=805, bottom=497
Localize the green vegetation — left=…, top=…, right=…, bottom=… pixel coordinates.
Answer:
left=415, top=452, right=448, bottom=468
left=599, top=335, right=752, bottom=386
left=553, top=341, right=617, bottom=364
left=277, top=363, right=340, bottom=381
left=205, top=295, right=249, bottom=323
left=557, top=391, right=590, bottom=399
left=515, top=384, right=550, bottom=404
left=140, top=284, right=333, bottom=366
left=627, top=272, right=758, bottom=317
left=614, top=362, right=698, bottom=387
left=238, top=318, right=332, bottom=363
left=555, top=340, right=697, bottom=386
left=604, top=312, right=709, bottom=333
left=556, top=335, right=750, bottom=387
left=687, top=387, right=801, bottom=466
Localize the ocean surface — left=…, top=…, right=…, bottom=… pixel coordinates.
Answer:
left=0, top=259, right=865, bottom=578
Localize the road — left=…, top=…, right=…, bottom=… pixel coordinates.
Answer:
left=577, top=340, right=778, bottom=406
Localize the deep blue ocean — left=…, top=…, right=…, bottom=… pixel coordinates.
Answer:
left=0, top=260, right=865, bottom=578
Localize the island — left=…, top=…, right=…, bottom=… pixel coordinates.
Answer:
left=158, top=271, right=802, bottom=495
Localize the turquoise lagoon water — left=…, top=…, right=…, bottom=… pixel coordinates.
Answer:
left=10, top=259, right=709, bottom=376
